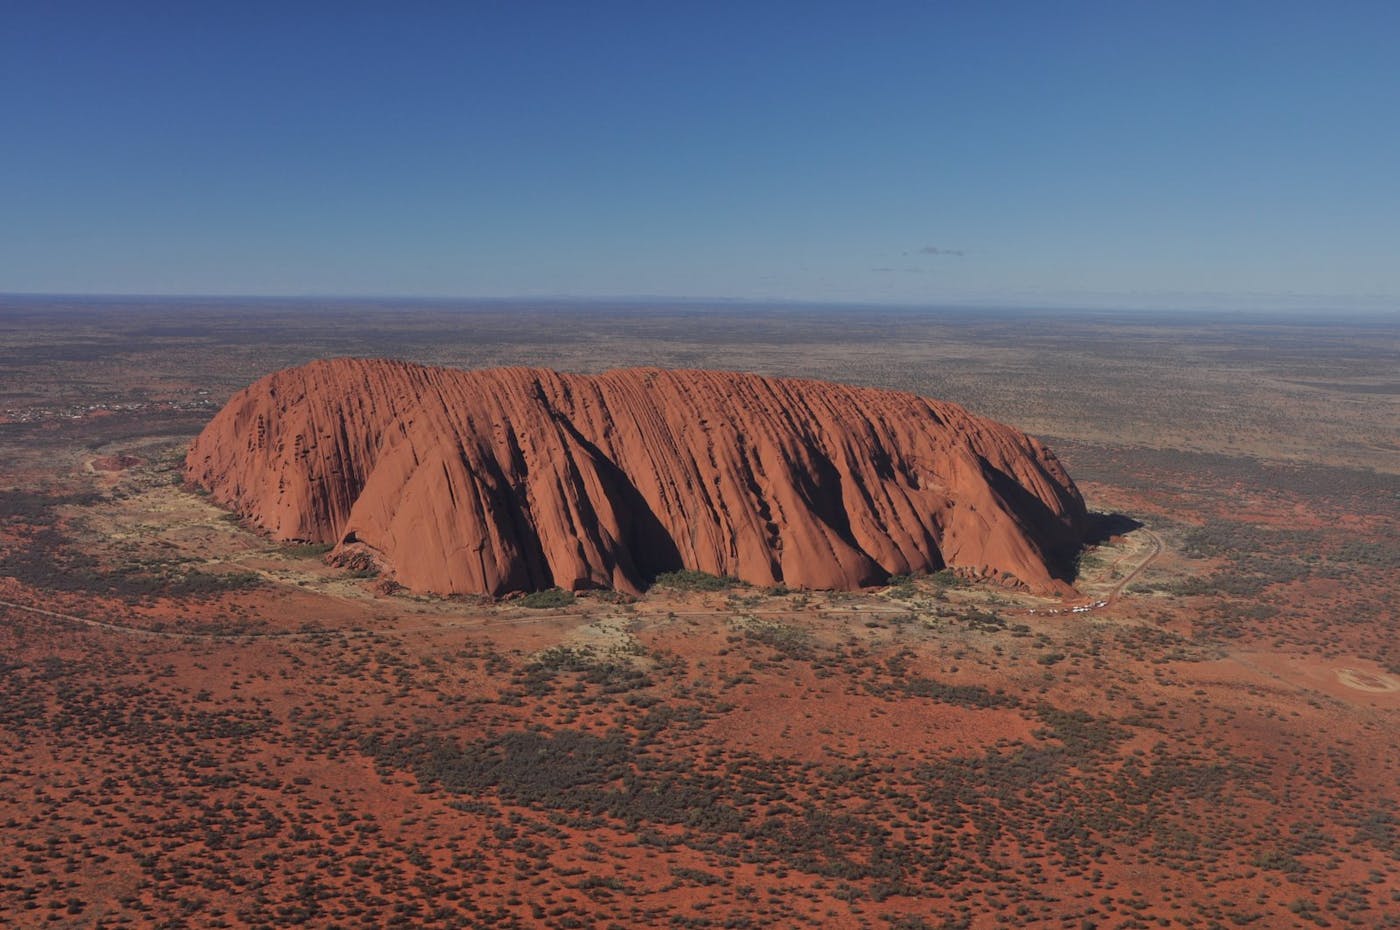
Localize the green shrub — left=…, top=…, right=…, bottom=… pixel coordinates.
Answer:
left=929, top=569, right=965, bottom=588
left=519, top=587, right=576, bottom=608
left=885, top=573, right=918, bottom=599
left=651, top=569, right=735, bottom=592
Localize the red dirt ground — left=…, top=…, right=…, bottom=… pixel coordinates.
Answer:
left=1, top=450, right=1396, bottom=929
left=1, top=306, right=1397, bottom=929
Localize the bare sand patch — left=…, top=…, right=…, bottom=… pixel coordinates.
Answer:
left=1336, top=667, right=1400, bottom=693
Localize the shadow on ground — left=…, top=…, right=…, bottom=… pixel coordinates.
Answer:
left=1083, top=511, right=1145, bottom=546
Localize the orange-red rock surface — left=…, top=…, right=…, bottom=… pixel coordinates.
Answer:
left=185, top=359, right=1087, bottom=595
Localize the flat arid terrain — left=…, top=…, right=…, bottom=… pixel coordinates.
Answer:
left=1, top=298, right=1397, bottom=929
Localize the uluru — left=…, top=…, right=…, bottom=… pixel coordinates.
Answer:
left=185, top=359, right=1088, bottom=596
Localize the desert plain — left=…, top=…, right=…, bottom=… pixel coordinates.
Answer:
left=1, top=297, right=1397, bottom=929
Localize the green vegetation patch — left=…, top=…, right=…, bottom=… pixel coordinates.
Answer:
left=928, top=568, right=966, bottom=588
left=884, top=573, right=919, bottom=599
left=741, top=620, right=815, bottom=659
left=518, top=645, right=651, bottom=695
left=0, top=489, right=99, bottom=525
left=518, top=587, right=576, bottom=608
left=874, top=676, right=1018, bottom=710
left=650, top=569, right=736, bottom=592
left=0, top=525, right=262, bottom=599
left=361, top=728, right=744, bottom=833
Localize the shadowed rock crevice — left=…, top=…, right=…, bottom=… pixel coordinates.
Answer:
left=185, top=359, right=1089, bottom=596
left=549, top=411, right=686, bottom=588
left=977, top=457, right=1085, bottom=585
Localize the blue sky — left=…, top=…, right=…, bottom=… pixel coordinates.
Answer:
left=3, top=1, right=1398, bottom=309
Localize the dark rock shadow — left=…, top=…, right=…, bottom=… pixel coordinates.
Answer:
left=547, top=415, right=686, bottom=587
left=979, top=460, right=1088, bottom=583
left=1082, top=511, right=1145, bottom=545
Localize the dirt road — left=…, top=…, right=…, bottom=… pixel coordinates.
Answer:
left=1106, top=528, right=1163, bottom=604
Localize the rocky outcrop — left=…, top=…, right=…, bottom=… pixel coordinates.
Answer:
left=186, top=359, right=1087, bottom=596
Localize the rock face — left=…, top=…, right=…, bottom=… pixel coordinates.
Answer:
left=186, top=359, right=1088, bottom=596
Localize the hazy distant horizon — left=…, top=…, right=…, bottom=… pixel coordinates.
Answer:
left=2, top=290, right=1396, bottom=319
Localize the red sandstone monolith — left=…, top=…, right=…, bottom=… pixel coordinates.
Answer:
left=186, top=360, right=1087, bottom=596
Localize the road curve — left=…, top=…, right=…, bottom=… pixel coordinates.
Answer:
left=1106, top=528, right=1164, bottom=604
left=1023, top=526, right=1164, bottom=616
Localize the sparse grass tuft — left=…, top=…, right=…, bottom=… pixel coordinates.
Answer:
left=283, top=541, right=334, bottom=558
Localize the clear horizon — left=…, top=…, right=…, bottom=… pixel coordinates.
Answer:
left=4, top=2, right=1398, bottom=311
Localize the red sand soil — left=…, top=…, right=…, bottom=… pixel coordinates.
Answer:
left=3, top=323, right=1398, bottom=930
left=4, top=560, right=1397, bottom=930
